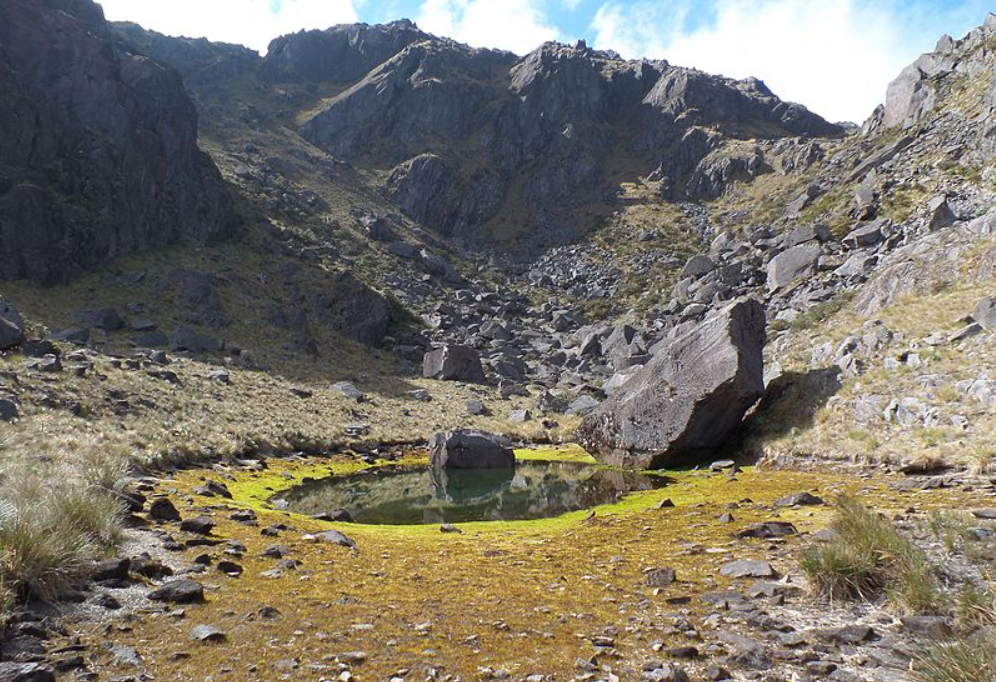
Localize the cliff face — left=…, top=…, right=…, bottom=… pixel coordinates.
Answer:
left=293, top=37, right=842, bottom=249
left=0, top=0, right=238, bottom=284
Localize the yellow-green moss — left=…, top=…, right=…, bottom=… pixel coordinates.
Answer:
left=78, top=453, right=987, bottom=682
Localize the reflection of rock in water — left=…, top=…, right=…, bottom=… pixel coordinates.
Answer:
left=279, top=461, right=671, bottom=525
left=430, top=466, right=515, bottom=504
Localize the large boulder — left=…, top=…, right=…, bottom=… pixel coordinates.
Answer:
left=974, top=297, right=996, bottom=330
left=0, top=298, right=25, bottom=350
left=766, top=243, right=821, bottom=291
left=423, top=344, right=486, bottom=383
left=577, top=298, right=766, bottom=469
left=429, top=430, right=515, bottom=469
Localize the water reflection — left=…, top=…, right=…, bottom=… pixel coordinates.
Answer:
left=276, top=461, right=671, bottom=525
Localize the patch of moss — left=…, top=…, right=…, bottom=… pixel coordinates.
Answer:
left=79, top=453, right=980, bottom=681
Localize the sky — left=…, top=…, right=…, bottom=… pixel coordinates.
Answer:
left=96, top=0, right=993, bottom=123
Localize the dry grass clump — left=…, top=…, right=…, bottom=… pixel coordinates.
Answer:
left=0, top=440, right=128, bottom=618
left=912, top=631, right=996, bottom=682
left=800, top=496, right=940, bottom=613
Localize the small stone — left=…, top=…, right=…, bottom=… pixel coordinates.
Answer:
left=315, top=530, right=357, bottom=549
left=216, top=561, right=243, bottom=576
left=774, top=492, right=824, bottom=507
left=110, top=645, right=144, bottom=667
left=191, top=625, right=227, bottom=643
left=179, top=516, right=215, bottom=536
left=148, top=580, right=205, bottom=604
left=148, top=498, right=181, bottom=522
left=644, top=567, right=677, bottom=587
left=719, top=560, right=776, bottom=579
left=735, top=522, right=798, bottom=539
left=0, top=399, right=18, bottom=422
left=333, top=381, right=364, bottom=402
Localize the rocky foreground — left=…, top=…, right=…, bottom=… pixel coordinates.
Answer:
left=0, top=451, right=994, bottom=682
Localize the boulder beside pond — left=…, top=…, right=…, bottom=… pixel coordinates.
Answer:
left=577, top=298, right=766, bottom=469
left=429, top=429, right=515, bottom=469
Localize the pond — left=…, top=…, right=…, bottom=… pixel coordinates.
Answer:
left=274, top=460, right=672, bottom=525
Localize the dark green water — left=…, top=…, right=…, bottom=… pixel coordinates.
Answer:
left=276, top=461, right=671, bottom=525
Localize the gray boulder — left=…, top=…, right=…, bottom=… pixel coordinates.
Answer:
left=577, top=298, right=766, bottom=469
left=0, top=399, right=17, bottom=422
left=423, top=344, right=486, bottom=383
left=927, top=196, right=957, bottom=230
left=766, top=243, right=821, bottom=291
left=78, top=307, right=124, bottom=332
left=429, top=430, right=515, bottom=469
left=565, top=395, right=600, bottom=416
left=974, top=297, right=996, bottom=330
left=680, top=255, right=715, bottom=279
left=0, top=298, right=25, bottom=350
left=0, top=662, right=55, bottom=682
left=843, top=222, right=884, bottom=249
left=170, top=327, right=223, bottom=353
left=171, top=270, right=229, bottom=328
left=783, top=223, right=832, bottom=248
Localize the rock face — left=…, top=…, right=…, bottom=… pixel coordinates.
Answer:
left=291, top=34, right=840, bottom=251
left=577, top=299, right=766, bottom=469
left=0, top=0, right=237, bottom=284
left=429, top=430, right=515, bottom=469
left=423, top=344, right=486, bottom=383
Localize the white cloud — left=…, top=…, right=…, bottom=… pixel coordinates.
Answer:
left=97, top=0, right=358, bottom=53
left=416, top=0, right=561, bottom=54
left=590, top=0, right=968, bottom=123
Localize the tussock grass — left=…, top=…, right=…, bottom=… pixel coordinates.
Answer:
left=956, top=584, right=996, bottom=629
left=801, top=496, right=940, bottom=612
left=0, top=449, right=127, bottom=608
left=912, top=631, right=996, bottom=682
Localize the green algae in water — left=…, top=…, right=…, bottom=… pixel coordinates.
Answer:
left=275, top=461, right=672, bottom=525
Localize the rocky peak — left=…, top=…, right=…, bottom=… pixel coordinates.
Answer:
left=261, top=19, right=434, bottom=83
left=867, top=12, right=996, bottom=131
left=112, top=22, right=261, bottom=85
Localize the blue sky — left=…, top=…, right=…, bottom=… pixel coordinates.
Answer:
left=98, top=0, right=994, bottom=123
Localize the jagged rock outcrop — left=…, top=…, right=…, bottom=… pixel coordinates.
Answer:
left=292, top=35, right=841, bottom=250
left=0, top=0, right=237, bottom=284
left=261, top=20, right=430, bottom=83
left=867, top=13, right=996, bottom=131
left=113, top=22, right=260, bottom=87
left=577, top=299, right=766, bottom=469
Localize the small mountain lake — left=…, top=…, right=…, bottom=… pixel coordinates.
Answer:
left=274, top=460, right=672, bottom=525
